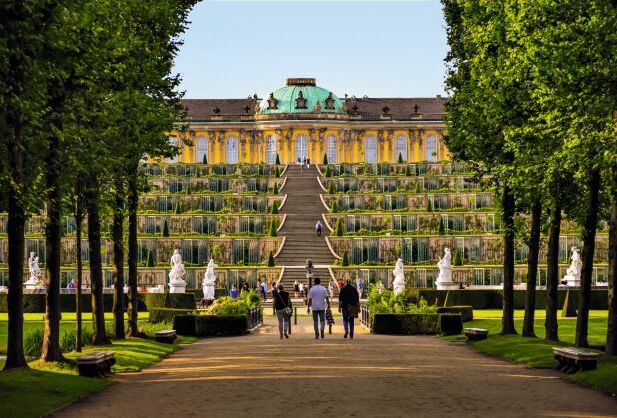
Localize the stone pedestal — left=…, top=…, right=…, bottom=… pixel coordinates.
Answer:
left=169, top=281, right=186, bottom=294
left=435, top=278, right=457, bottom=290
left=564, top=275, right=580, bottom=287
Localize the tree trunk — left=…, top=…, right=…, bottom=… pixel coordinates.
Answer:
left=576, top=168, right=601, bottom=348
left=545, top=203, right=561, bottom=342
left=86, top=179, right=110, bottom=345
left=501, top=184, right=517, bottom=335
left=522, top=199, right=542, bottom=338
left=126, top=167, right=143, bottom=337
left=41, top=121, right=65, bottom=362
left=606, top=181, right=617, bottom=355
left=112, top=178, right=125, bottom=339
left=75, top=185, right=84, bottom=352
left=4, top=117, right=28, bottom=370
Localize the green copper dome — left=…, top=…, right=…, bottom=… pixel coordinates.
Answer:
left=258, top=78, right=345, bottom=115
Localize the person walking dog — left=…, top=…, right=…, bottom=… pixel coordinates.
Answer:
left=338, top=279, right=360, bottom=339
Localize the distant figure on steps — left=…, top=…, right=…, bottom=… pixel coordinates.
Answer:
left=315, top=220, right=323, bottom=237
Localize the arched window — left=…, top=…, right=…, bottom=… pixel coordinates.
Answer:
left=166, top=136, right=179, bottom=163
left=266, top=135, right=277, bottom=164
left=395, top=135, right=407, bottom=162
left=295, top=134, right=308, bottom=162
left=365, top=135, right=377, bottom=163
left=226, top=136, right=238, bottom=163
left=326, top=135, right=337, bottom=164
left=425, top=135, right=438, bottom=162
left=196, top=136, right=207, bottom=163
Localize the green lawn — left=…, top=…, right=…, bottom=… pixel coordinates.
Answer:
left=454, top=312, right=617, bottom=395
left=473, top=309, right=608, bottom=320
left=0, top=320, right=196, bottom=417
left=0, top=312, right=150, bottom=322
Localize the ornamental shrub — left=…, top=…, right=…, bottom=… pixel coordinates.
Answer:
left=270, top=201, right=279, bottom=214
left=330, top=200, right=338, bottom=213
left=202, top=154, right=208, bottom=165
left=273, top=183, right=279, bottom=195
left=268, top=219, right=277, bottom=237
left=398, top=152, right=404, bottom=164
left=267, top=250, right=275, bottom=267
left=341, top=251, right=349, bottom=266
left=415, top=182, right=421, bottom=193
left=335, top=218, right=344, bottom=236
left=438, top=217, right=445, bottom=235
left=405, top=165, right=412, bottom=176
left=146, top=250, right=155, bottom=267
left=275, top=166, right=280, bottom=177
left=324, top=165, right=332, bottom=177
left=162, top=219, right=170, bottom=237
left=453, top=249, right=463, bottom=266
left=437, top=306, right=473, bottom=322
left=323, top=153, right=328, bottom=165
left=327, top=181, right=335, bottom=195
left=426, top=198, right=432, bottom=212
left=275, top=153, right=280, bottom=165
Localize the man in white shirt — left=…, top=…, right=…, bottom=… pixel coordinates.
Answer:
left=307, top=277, right=330, bottom=339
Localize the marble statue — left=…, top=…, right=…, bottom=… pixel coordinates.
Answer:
left=168, top=249, right=186, bottom=293
left=203, top=259, right=216, bottom=300
left=436, top=248, right=456, bottom=290
left=392, top=258, right=406, bottom=295
left=563, top=247, right=583, bottom=287
left=24, top=252, right=42, bottom=289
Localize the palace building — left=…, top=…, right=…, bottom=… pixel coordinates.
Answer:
left=170, top=78, right=448, bottom=164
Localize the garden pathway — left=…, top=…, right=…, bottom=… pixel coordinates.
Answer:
left=56, top=317, right=617, bottom=418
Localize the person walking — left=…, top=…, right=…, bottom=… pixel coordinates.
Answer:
left=307, top=277, right=330, bottom=339
left=315, top=220, right=323, bottom=237
left=298, top=281, right=305, bottom=298
left=293, top=280, right=299, bottom=297
left=257, top=279, right=266, bottom=300
left=273, top=284, right=291, bottom=339
left=328, top=280, right=334, bottom=299
left=230, top=284, right=239, bottom=300
left=338, top=279, right=360, bottom=339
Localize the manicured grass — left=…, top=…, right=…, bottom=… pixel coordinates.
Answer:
left=473, top=309, right=608, bottom=320
left=0, top=312, right=150, bottom=322
left=453, top=314, right=617, bottom=395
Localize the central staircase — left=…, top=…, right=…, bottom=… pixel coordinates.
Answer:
left=275, top=165, right=335, bottom=295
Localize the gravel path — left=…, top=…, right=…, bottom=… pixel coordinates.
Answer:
left=55, top=317, right=617, bottom=418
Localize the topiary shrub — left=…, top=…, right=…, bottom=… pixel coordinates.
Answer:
left=330, top=200, right=338, bottom=213
left=426, top=198, right=432, bottom=212
left=270, top=201, right=279, bottom=214
left=405, top=165, right=412, bottom=176
left=275, top=166, right=280, bottom=178
left=438, top=216, right=445, bottom=235
left=453, top=249, right=463, bottom=266
left=324, top=165, right=332, bottom=177
left=335, top=218, right=344, bottom=236
left=275, top=153, right=280, bottom=165
left=327, top=181, right=335, bottom=195
left=202, top=154, right=208, bottom=165
left=267, top=250, right=275, bottom=267
left=437, top=306, right=473, bottom=322
left=398, top=152, right=404, bottom=164
left=323, top=153, right=328, bottom=165
left=341, top=251, right=349, bottom=266
left=146, top=250, right=155, bottom=267
left=273, top=183, right=279, bottom=195
left=268, top=219, right=277, bottom=237
left=162, top=219, right=170, bottom=237
left=438, top=313, right=463, bottom=335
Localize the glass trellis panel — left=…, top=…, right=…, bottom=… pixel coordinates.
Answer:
left=406, top=215, right=417, bottom=232
left=425, top=135, right=437, bottom=162
left=226, top=137, right=238, bottom=164
left=384, top=195, right=392, bottom=211
left=340, top=196, right=350, bottom=211
left=255, top=197, right=267, bottom=213
left=240, top=216, right=254, bottom=233
left=26, top=239, right=46, bottom=264
left=295, top=134, right=308, bottom=161
left=402, top=238, right=414, bottom=263
left=395, top=135, right=407, bottom=162
left=266, top=136, right=277, bottom=164
left=231, top=239, right=258, bottom=264
left=487, top=213, right=496, bottom=232
left=365, top=135, right=377, bottom=163
left=450, top=214, right=465, bottom=232
left=351, top=238, right=364, bottom=264
left=395, top=195, right=406, bottom=210
left=346, top=215, right=357, bottom=233
left=181, top=239, right=209, bottom=265
left=145, top=217, right=158, bottom=234
left=326, top=135, right=337, bottom=164
left=63, top=216, right=76, bottom=235
left=467, top=237, right=482, bottom=261
left=414, top=237, right=429, bottom=262
left=425, top=177, right=438, bottom=191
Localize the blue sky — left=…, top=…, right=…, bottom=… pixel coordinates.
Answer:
left=173, top=0, right=447, bottom=99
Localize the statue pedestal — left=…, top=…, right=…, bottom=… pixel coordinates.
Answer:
left=169, top=281, right=186, bottom=294
left=436, top=278, right=457, bottom=290
left=564, top=275, right=580, bottom=287
left=24, top=278, right=39, bottom=290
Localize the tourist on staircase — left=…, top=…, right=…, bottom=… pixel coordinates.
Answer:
left=339, top=279, right=360, bottom=340
left=307, top=277, right=330, bottom=339
left=315, top=220, right=323, bottom=237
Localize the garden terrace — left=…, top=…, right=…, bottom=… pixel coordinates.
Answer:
left=0, top=267, right=281, bottom=291
left=0, top=236, right=283, bottom=267
left=148, top=176, right=285, bottom=194
left=330, top=265, right=611, bottom=289
left=326, top=234, right=610, bottom=266
left=143, top=163, right=285, bottom=177
left=318, top=175, right=482, bottom=193
left=324, top=212, right=502, bottom=234
left=317, top=161, right=472, bottom=176
left=321, top=192, right=495, bottom=212
left=138, top=195, right=285, bottom=214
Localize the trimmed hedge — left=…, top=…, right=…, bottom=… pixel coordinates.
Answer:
left=416, top=289, right=608, bottom=310
left=437, top=306, right=473, bottom=322
left=0, top=294, right=148, bottom=313
left=149, top=307, right=194, bottom=323
left=173, top=315, right=197, bottom=336
left=195, top=315, right=248, bottom=336
left=372, top=313, right=462, bottom=336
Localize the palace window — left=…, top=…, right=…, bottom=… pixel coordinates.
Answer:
left=326, top=135, right=337, bottom=164
left=196, top=136, right=207, bottom=163
left=365, top=135, right=377, bottom=163
left=266, top=135, right=277, bottom=164
left=166, top=136, right=179, bottom=163
left=226, top=136, right=238, bottom=163
left=395, top=135, right=408, bottom=162
left=425, top=135, right=438, bottom=162
left=295, top=134, right=308, bottom=161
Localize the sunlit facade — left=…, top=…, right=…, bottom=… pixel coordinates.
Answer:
left=169, top=78, right=449, bottom=164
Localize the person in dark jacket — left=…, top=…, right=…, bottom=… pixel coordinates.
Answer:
left=338, top=279, right=360, bottom=339
left=273, top=284, right=291, bottom=339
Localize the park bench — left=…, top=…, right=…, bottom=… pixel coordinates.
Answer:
left=77, top=351, right=115, bottom=378
left=464, top=328, right=488, bottom=341
left=552, top=347, right=600, bottom=374
left=155, top=329, right=177, bottom=344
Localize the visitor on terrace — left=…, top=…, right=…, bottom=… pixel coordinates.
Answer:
left=230, top=284, right=239, bottom=300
